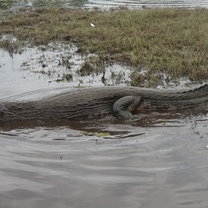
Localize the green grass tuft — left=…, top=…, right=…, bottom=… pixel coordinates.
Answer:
left=0, top=8, right=208, bottom=84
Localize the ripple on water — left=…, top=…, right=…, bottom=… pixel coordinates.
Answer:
left=0, top=10, right=208, bottom=207
left=1, top=0, right=208, bottom=10
left=0, top=116, right=207, bottom=208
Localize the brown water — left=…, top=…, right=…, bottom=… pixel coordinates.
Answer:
left=0, top=2, right=208, bottom=207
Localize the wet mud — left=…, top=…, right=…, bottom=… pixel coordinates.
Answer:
left=0, top=47, right=208, bottom=208
left=0, top=1, right=208, bottom=207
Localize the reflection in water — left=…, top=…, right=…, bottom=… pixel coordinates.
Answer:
left=0, top=46, right=132, bottom=99
left=0, top=1, right=208, bottom=208
left=0, top=118, right=208, bottom=208
left=0, top=47, right=208, bottom=207
left=0, top=0, right=208, bottom=10
left=86, top=0, right=208, bottom=9
left=0, top=0, right=88, bottom=9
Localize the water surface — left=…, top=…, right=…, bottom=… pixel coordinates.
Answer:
left=0, top=1, right=208, bottom=207
left=0, top=0, right=208, bottom=10
left=0, top=117, right=208, bottom=208
left=0, top=49, right=208, bottom=208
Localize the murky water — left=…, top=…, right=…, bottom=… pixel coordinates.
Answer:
left=0, top=0, right=208, bottom=10
left=1, top=1, right=208, bottom=207
left=0, top=48, right=208, bottom=208
left=0, top=116, right=208, bottom=208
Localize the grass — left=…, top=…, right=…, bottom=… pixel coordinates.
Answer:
left=0, top=7, right=208, bottom=85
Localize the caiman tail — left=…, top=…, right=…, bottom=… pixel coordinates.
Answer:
left=141, top=84, right=208, bottom=109
left=0, top=84, right=207, bottom=125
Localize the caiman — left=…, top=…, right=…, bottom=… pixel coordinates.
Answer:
left=0, top=84, right=208, bottom=125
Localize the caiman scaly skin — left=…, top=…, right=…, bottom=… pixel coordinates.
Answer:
left=0, top=84, right=207, bottom=124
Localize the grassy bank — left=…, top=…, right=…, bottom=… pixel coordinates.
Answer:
left=0, top=8, right=208, bottom=86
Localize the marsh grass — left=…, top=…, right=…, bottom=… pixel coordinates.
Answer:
left=0, top=8, right=208, bottom=85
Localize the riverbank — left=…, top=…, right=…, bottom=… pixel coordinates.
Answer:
left=0, top=8, right=208, bottom=86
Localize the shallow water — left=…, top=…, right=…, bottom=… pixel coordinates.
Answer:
left=0, top=1, right=208, bottom=207
left=0, top=0, right=208, bottom=10
left=0, top=48, right=208, bottom=208
left=0, top=117, right=208, bottom=208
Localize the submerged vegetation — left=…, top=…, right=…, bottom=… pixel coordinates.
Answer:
left=0, top=7, right=208, bottom=85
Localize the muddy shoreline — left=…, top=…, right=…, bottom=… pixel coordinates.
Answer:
left=0, top=2, right=208, bottom=208
left=1, top=8, right=208, bottom=87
